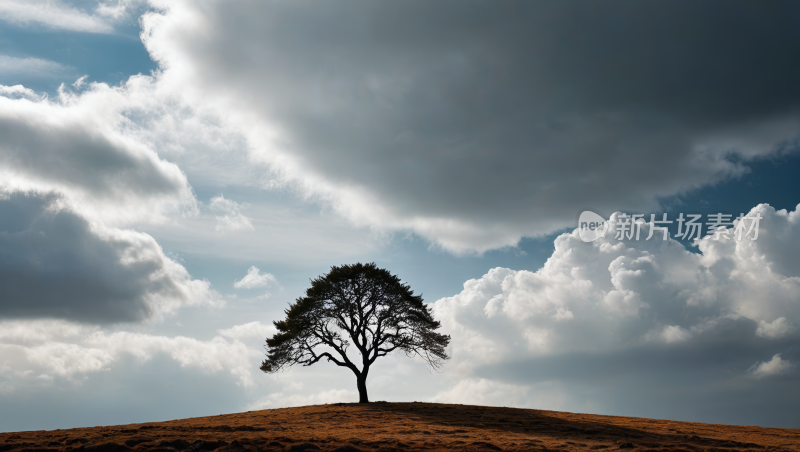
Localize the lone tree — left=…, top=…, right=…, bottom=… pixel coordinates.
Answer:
left=261, top=262, right=450, bottom=403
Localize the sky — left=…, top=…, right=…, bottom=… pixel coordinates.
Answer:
left=1, top=0, right=800, bottom=431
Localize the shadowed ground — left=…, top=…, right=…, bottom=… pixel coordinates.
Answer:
left=1, top=403, right=798, bottom=451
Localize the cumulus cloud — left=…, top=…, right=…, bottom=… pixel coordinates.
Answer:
left=0, top=319, right=264, bottom=388
left=209, top=195, right=254, bottom=232
left=756, top=317, right=795, bottom=339
left=0, top=190, right=221, bottom=323
left=0, top=72, right=237, bottom=330
left=233, top=266, right=276, bottom=289
left=0, top=55, right=277, bottom=328
left=0, top=74, right=225, bottom=325
left=433, top=204, right=800, bottom=379
left=748, top=354, right=793, bottom=379
left=139, top=0, right=800, bottom=252
left=658, top=325, right=692, bottom=344
left=0, top=83, right=197, bottom=224
left=0, top=0, right=114, bottom=33
left=0, top=84, right=44, bottom=100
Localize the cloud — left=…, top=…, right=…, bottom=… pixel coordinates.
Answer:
left=6, top=66, right=385, bottom=267
left=0, top=83, right=197, bottom=225
left=416, top=203, right=800, bottom=424
left=246, top=388, right=355, bottom=410
left=432, top=203, right=800, bottom=378
left=71, top=75, right=88, bottom=89
left=139, top=0, right=800, bottom=252
left=0, top=0, right=114, bottom=33
left=659, top=325, right=692, bottom=344
left=432, top=378, right=532, bottom=407
left=749, top=354, right=793, bottom=379
left=0, top=319, right=89, bottom=346
left=24, top=342, right=115, bottom=377
left=0, top=190, right=221, bottom=323
left=233, top=266, right=276, bottom=289
left=0, top=84, right=44, bottom=100
left=0, top=319, right=264, bottom=388
left=0, top=75, right=230, bottom=328
left=756, top=317, right=795, bottom=339
left=209, top=195, right=254, bottom=232
left=95, top=0, right=146, bottom=20
left=218, top=321, right=276, bottom=344
left=0, top=56, right=75, bottom=80
left=0, top=382, right=13, bottom=395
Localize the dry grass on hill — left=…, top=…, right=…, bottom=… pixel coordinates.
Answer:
left=1, top=403, right=798, bottom=452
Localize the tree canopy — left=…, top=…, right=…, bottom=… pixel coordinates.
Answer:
left=261, top=262, right=450, bottom=402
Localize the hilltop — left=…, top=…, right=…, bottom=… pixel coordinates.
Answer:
left=1, top=403, right=797, bottom=451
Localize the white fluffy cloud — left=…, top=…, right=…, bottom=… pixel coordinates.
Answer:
left=0, top=319, right=264, bottom=390
left=748, top=354, right=793, bottom=379
left=0, top=79, right=223, bottom=325
left=0, top=85, right=197, bottom=225
left=433, top=203, right=800, bottom=378
left=757, top=317, right=795, bottom=339
left=209, top=195, right=254, bottom=232
left=218, top=321, right=276, bottom=343
left=233, top=266, right=277, bottom=289
left=0, top=84, right=43, bottom=100
left=0, top=33, right=254, bottom=328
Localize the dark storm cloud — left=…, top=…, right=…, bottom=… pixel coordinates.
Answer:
left=0, top=191, right=212, bottom=323
left=147, top=0, right=800, bottom=250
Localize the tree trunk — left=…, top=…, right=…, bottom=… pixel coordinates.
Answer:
left=356, top=374, right=369, bottom=403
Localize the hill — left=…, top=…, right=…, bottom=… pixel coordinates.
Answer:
left=1, top=403, right=798, bottom=451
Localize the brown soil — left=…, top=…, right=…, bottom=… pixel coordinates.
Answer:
left=1, top=403, right=798, bottom=452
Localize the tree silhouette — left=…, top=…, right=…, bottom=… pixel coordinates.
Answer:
left=261, top=263, right=450, bottom=403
